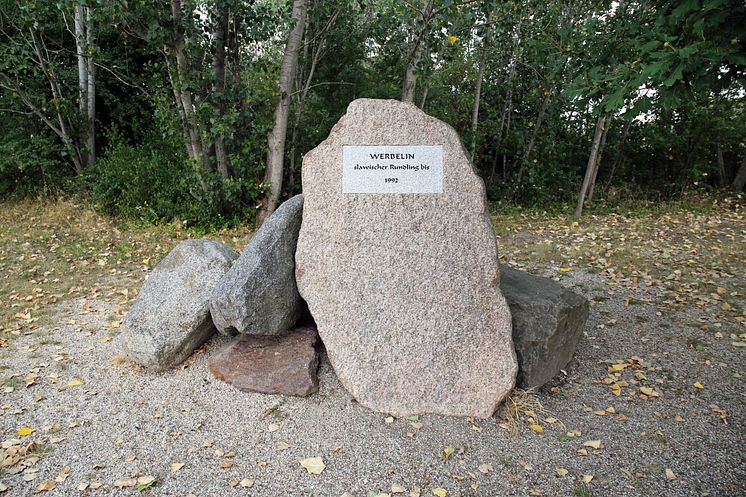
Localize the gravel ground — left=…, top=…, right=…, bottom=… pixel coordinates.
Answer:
left=0, top=268, right=744, bottom=497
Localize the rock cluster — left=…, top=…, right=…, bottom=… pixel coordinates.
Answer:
left=119, top=99, right=590, bottom=415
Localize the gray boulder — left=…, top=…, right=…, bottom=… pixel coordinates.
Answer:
left=121, top=239, right=238, bottom=371
left=500, top=267, right=589, bottom=389
left=210, top=194, right=305, bottom=336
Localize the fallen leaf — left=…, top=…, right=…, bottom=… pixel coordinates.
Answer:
left=35, top=481, right=56, bottom=493
left=170, top=463, right=184, bottom=473
left=577, top=448, right=588, bottom=456
left=432, top=488, right=447, bottom=497
left=583, top=440, right=604, bottom=449
left=67, top=378, right=84, bottom=387
left=391, top=483, right=406, bottom=493
left=54, top=466, right=71, bottom=483
left=477, top=463, right=492, bottom=474
left=693, top=382, right=704, bottom=389
left=385, top=417, right=394, bottom=424
left=220, top=461, right=235, bottom=469
left=0, top=482, right=7, bottom=492
left=665, top=468, right=676, bottom=480
left=268, top=423, right=280, bottom=432
left=582, top=475, right=593, bottom=484
left=530, top=424, right=544, bottom=433
left=17, top=427, right=34, bottom=436
left=239, top=479, right=254, bottom=488
left=114, top=478, right=137, bottom=488
left=443, top=446, right=455, bottom=460
left=555, top=468, right=569, bottom=477
left=299, top=457, right=325, bottom=475
left=276, top=441, right=290, bottom=451
left=136, top=476, right=156, bottom=491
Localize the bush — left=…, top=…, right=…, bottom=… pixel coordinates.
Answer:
left=91, top=131, right=262, bottom=229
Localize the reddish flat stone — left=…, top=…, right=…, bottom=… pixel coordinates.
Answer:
left=209, top=326, right=319, bottom=397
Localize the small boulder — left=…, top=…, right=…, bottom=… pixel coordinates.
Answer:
left=209, top=325, right=320, bottom=397
left=210, top=195, right=305, bottom=336
left=121, top=239, right=238, bottom=371
left=500, top=267, right=589, bottom=389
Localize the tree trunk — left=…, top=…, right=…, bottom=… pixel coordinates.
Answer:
left=470, top=37, right=489, bottom=162
left=401, top=1, right=431, bottom=103
left=85, top=6, right=95, bottom=169
left=257, top=0, right=308, bottom=226
left=575, top=114, right=606, bottom=217
left=289, top=11, right=328, bottom=194
left=169, top=0, right=206, bottom=171
left=517, top=86, right=552, bottom=184
left=732, top=153, right=746, bottom=191
left=587, top=117, right=609, bottom=203
left=212, top=4, right=230, bottom=179
left=74, top=5, right=87, bottom=117
left=716, top=143, right=725, bottom=187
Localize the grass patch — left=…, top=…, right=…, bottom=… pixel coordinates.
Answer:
left=0, top=198, right=252, bottom=342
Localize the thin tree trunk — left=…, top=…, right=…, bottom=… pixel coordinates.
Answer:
left=587, top=117, right=609, bottom=203
left=170, top=0, right=206, bottom=171
left=732, top=153, right=746, bottom=191
left=257, top=0, right=308, bottom=226
left=401, top=0, right=431, bottom=103
left=517, top=86, right=552, bottom=183
left=85, top=6, right=95, bottom=169
left=212, top=4, right=230, bottom=179
left=289, top=21, right=325, bottom=193
left=470, top=37, right=489, bottom=162
left=30, top=30, right=83, bottom=172
left=74, top=5, right=87, bottom=117
left=716, top=143, right=725, bottom=187
left=575, top=114, right=606, bottom=217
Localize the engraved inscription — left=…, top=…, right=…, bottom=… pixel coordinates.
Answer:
left=342, top=145, right=443, bottom=193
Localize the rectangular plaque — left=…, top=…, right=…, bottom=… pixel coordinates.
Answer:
left=342, top=145, right=443, bottom=193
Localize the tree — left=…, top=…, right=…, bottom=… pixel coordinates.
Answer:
left=257, top=0, right=308, bottom=226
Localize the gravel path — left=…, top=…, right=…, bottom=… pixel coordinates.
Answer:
left=1, top=269, right=744, bottom=497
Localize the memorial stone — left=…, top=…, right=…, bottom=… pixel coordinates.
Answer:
left=295, top=99, right=517, bottom=418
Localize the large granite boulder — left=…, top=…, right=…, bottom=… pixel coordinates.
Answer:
left=295, top=99, right=517, bottom=418
left=210, top=194, right=305, bottom=336
left=121, top=239, right=237, bottom=371
left=500, top=267, right=589, bottom=389
left=209, top=325, right=319, bottom=397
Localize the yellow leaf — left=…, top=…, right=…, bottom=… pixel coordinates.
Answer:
left=559, top=267, right=572, bottom=273
left=693, top=382, right=704, bottom=389
left=530, top=424, right=544, bottom=433
left=639, top=386, right=654, bottom=396
left=443, top=446, right=455, bottom=460
left=67, top=378, right=84, bottom=387
left=18, top=427, right=35, bottom=436
left=447, top=34, right=457, bottom=45
left=582, top=475, right=593, bottom=484
left=610, top=363, right=627, bottom=371
left=299, top=457, right=325, bottom=475
left=432, top=488, right=448, bottom=497
left=170, top=463, right=184, bottom=473
left=555, top=468, right=569, bottom=477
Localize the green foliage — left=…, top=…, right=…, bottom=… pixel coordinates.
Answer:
left=91, top=130, right=262, bottom=229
